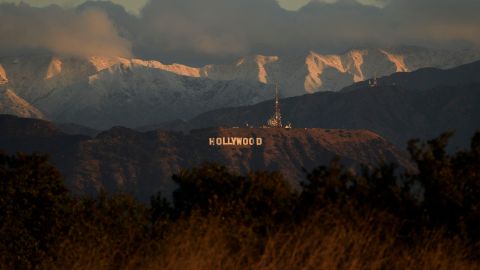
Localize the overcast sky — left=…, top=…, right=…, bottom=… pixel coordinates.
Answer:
left=0, top=0, right=479, bottom=65
left=0, top=0, right=342, bottom=13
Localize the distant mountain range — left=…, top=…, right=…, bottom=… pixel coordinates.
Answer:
left=1, top=53, right=478, bottom=200
left=181, top=60, right=480, bottom=150
left=0, top=115, right=410, bottom=201
left=0, top=55, right=273, bottom=129
left=0, top=46, right=478, bottom=129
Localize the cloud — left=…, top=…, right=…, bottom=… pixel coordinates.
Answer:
left=277, top=0, right=311, bottom=10
left=0, top=0, right=479, bottom=64
left=0, top=3, right=132, bottom=58
left=133, top=0, right=286, bottom=63
left=282, top=0, right=388, bottom=9
left=356, top=0, right=387, bottom=8
left=121, top=0, right=479, bottom=64
left=129, top=0, right=386, bottom=63
left=0, top=0, right=148, bottom=15
left=383, top=0, right=480, bottom=45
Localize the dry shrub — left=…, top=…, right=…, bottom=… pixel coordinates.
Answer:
left=21, top=209, right=479, bottom=270
left=134, top=211, right=477, bottom=270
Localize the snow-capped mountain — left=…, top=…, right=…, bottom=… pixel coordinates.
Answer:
left=0, top=87, right=45, bottom=120
left=0, top=46, right=478, bottom=129
left=201, top=47, right=480, bottom=96
left=0, top=55, right=274, bottom=128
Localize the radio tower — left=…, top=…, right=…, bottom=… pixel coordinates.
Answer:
left=266, top=84, right=283, bottom=128
left=274, top=84, right=282, bottom=127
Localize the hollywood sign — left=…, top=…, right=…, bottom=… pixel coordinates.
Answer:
left=209, top=137, right=263, bottom=146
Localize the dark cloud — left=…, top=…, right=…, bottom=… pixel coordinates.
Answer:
left=0, top=3, right=132, bottom=58
left=133, top=0, right=288, bottom=63
left=128, top=0, right=480, bottom=64
left=0, top=0, right=478, bottom=64
left=130, top=0, right=383, bottom=63
left=383, top=0, right=480, bottom=45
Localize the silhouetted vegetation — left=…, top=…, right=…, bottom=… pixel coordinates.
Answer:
left=0, top=153, right=70, bottom=269
left=1, top=131, right=480, bottom=269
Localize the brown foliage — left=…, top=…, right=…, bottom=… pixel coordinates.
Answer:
left=2, top=131, right=480, bottom=269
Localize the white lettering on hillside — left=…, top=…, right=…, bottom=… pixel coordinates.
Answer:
left=209, top=137, right=263, bottom=146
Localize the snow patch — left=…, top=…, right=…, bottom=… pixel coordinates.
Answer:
left=132, top=59, right=203, bottom=78
left=305, top=52, right=347, bottom=92
left=236, top=58, right=246, bottom=67
left=2, top=47, right=479, bottom=128
left=0, top=88, right=45, bottom=119
left=0, top=64, right=7, bottom=84
left=349, top=50, right=367, bottom=82
left=89, top=56, right=204, bottom=78
left=89, top=56, right=124, bottom=72
left=255, top=55, right=279, bottom=84
left=380, top=50, right=409, bottom=72
left=45, top=56, right=63, bottom=80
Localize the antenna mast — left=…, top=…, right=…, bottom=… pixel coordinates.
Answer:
left=263, top=79, right=293, bottom=128
left=274, top=84, right=283, bottom=127
left=265, top=83, right=283, bottom=128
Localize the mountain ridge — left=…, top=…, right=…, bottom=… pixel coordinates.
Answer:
left=182, top=60, right=480, bottom=150
left=0, top=46, right=478, bottom=129
left=0, top=114, right=411, bottom=201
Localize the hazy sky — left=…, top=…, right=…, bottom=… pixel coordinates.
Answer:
left=0, top=0, right=385, bottom=13
left=0, top=0, right=312, bottom=12
left=0, top=0, right=479, bottom=64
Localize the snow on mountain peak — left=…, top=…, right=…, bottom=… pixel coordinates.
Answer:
left=88, top=56, right=204, bottom=78
left=45, top=56, right=63, bottom=80
left=305, top=51, right=347, bottom=92
left=197, top=54, right=280, bottom=83
left=302, top=48, right=435, bottom=92
left=236, top=58, right=246, bottom=67
left=380, top=50, right=409, bottom=72
left=0, top=88, right=46, bottom=119
left=131, top=59, right=203, bottom=78
left=0, top=64, right=7, bottom=84
left=347, top=50, right=367, bottom=82
left=1, top=46, right=479, bottom=129
left=89, top=56, right=125, bottom=72
left=255, top=55, right=279, bottom=84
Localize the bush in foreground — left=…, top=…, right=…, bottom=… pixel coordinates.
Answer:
left=1, top=131, right=480, bottom=269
